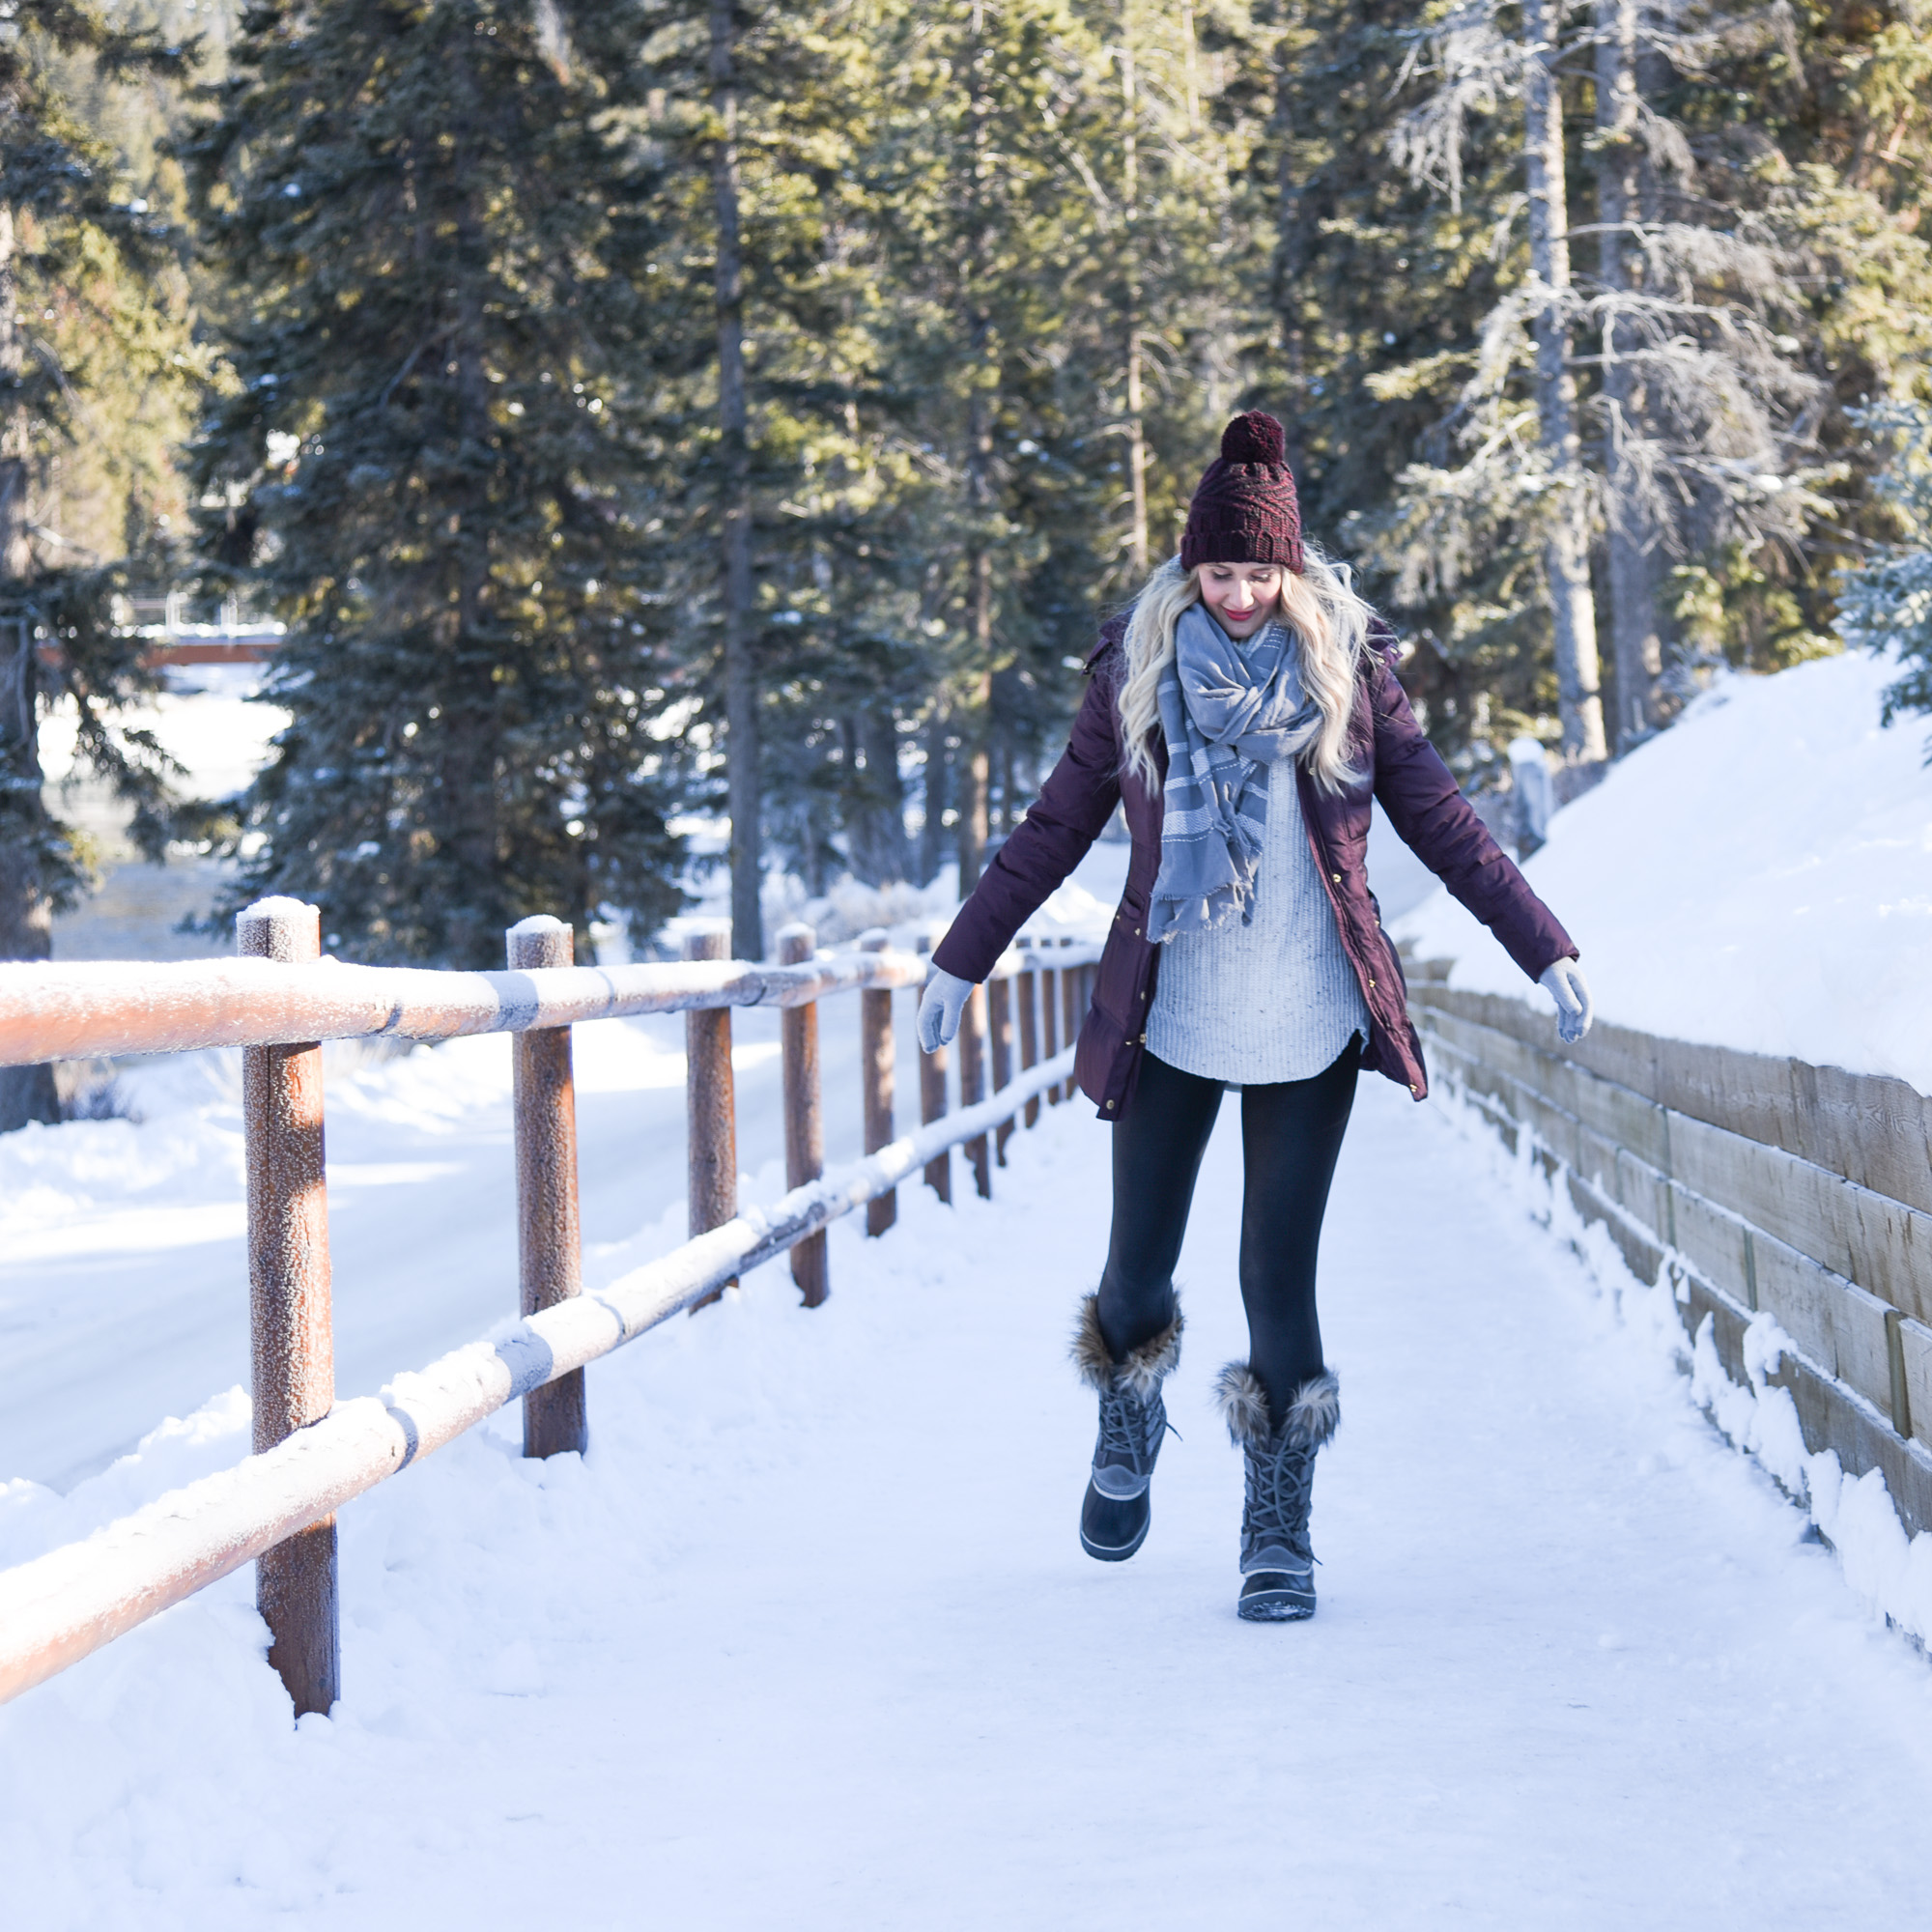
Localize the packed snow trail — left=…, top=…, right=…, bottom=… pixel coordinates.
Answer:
left=6, top=1077, right=1931, bottom=1928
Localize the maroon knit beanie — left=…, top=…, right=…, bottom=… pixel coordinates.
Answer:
left=1179, top=411, right=1303, bottom=574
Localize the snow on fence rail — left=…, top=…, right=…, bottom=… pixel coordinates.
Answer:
left=1407, top=970, right=1932, bottom=1546
left=0, top=904, right=1102, bottom=1718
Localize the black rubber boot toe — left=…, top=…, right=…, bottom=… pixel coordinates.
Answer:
left=1080, top=1478, right=1151, bottom=1562
left=1236, top=1569, right=1316, bottom=1621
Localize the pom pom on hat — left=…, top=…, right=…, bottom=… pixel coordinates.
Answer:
left=1219, top=411, right=1287, bottom=468
left=1180, top=411, right=1302, bottom=573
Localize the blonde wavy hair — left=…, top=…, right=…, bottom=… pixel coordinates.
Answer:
left=1117, top=545, right=1375, bottom=794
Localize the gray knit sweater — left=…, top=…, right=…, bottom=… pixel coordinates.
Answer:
left=1145, top=757, right=1369, bottom=1085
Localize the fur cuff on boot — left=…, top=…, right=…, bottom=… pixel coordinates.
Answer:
left=1214, top=1363, right=1341, bottom=1450
left=1071, top=1293, right=1183, bottom=1400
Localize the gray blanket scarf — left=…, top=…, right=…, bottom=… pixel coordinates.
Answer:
left=1146, top=604, right=1323, bottom=943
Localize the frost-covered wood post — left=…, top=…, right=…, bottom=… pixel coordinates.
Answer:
left=989, top=974, right=1014, bottom=1163
left=508, top=917, right=586, bottom=1458
left=860, top=929, right=896, bottom=1236
left=779, top=923, right=828, bottom=1305
left=917, top=936, right=952, bottom=1203
left=238, top=895, right=338, bottom=1718
left=683, top=925, right=737, bottom=1310
left=1016, top=941, right=1041, bottom=1128
left=1038, top=951, right=1061, bottom=1104
left=1061, top=941, right=1082, bottom=1100
left=959, top=980, right=991, bottom=1198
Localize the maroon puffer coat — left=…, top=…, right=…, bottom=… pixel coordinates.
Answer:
left=932, top=611, right=1577, bottom=1114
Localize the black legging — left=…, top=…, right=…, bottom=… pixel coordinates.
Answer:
left=1096, top=1042, right=1359, bottom=1427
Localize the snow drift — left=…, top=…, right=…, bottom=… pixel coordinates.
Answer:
left=1395, top=650, right=1932, bottom=1091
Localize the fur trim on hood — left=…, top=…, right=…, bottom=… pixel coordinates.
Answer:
left=1071, top=1293, right=1183, bottom=1400
left=1214, top=1363, right=1341, bottom=1450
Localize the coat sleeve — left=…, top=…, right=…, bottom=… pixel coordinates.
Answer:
left=1366, top=632, right=1578, bottom=982
left=932, top=663, right=1124, bottom=982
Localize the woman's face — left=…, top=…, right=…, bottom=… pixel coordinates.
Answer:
left=1197, top=562, right=1285, bottom=638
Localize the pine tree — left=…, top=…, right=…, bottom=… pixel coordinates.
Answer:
left=623, top=0, right=901, bottom=947
left=1377, top=0, right=1844, bottom=758
left=1651, top=0, right=1932, bottom=675
left=1069, top=0, right=1255, bottom=582
left=1837, top=401, right=1932, bottom=731
left=1259, top=0, right=1554, bottom=772
left=1250, top=0, right=1932, bottom=779
left=868, top=0, right=1108, bottom=891
left=0, top=3, right=201, bottom=1130
left=190, top=0, right=684, bottom=967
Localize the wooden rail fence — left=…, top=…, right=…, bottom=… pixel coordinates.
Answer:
left=1408, top=970, right=1932, bottom=1541
left=0, top=906, right=1101, bottom=1717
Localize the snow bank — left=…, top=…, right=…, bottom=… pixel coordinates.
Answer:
left=9, top=1075, right=1932, bottom=1927
left=1440, top=1083, right=1932, bottom=1646
left=1395, top=650, right=1932, bottom=1088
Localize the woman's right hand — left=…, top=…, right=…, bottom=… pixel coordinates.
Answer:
left=918, top=969, right=973, bottom=1053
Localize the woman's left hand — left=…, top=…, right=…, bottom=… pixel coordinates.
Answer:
left=1539, top=958, right=1593, bottom=1044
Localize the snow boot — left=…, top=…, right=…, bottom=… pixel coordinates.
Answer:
left=1215, top=1363, right=1339, bottom=1622
left=1072, top=1293, right=1182, bottom=1562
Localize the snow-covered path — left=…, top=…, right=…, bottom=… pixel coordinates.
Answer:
left=7, top=1075, right=1931, bottom=1928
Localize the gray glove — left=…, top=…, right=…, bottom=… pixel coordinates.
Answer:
left=1539, top=957, right=1593, bottom=1044
left=918, top=967, right=973, bottom=1053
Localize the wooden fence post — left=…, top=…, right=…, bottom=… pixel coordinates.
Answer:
left=507, top=917, right=586, bottom=1459
left=1039, top=952, right=1060, bottom=1104
left=917, top=936, right=952, bottom=1203
left=1016, top=944, right=1040, bottom=1128
left=989, top=975, right=1014, bottom=1164
left=860, top=929, right=896, bottom=1236
left=683, top=925, right=737, bottom=1311
left=779, top=923, right=829, bottom=1305
left=238, top=895, right=338, bottom=1718
left=1061, top=942, right=1081, bottom=1097
left=960, top=980, right=991, bottom=1198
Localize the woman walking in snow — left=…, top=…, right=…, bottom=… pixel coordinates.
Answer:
left=918, top=412, right=1592, bottom=1621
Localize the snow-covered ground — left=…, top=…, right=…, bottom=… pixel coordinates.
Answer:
left=7, top=1070, right=1931, bottom=1927
left=1397, top=651, right=1932, bottom=1087
left=10, top=651, right=1932, bottom=1924
left=0, top=996, right=908, bottom=1491
left=0, top=823, right=1136, bottom=1492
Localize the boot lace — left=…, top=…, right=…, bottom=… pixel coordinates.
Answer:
left=1243, top=1434, right=1317, bottom=1565
left=1097, top=1383, right=1177, bottom=1472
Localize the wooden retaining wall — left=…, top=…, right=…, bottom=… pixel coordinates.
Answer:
left=1408, top=975, right=1932, bottom=1539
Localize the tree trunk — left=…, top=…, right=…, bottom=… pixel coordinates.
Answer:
left=1120, top=40, right=1149, bottom=578
left=0, top=203, right=58, bottom=1131
left=921, top=707, right=951, bottom=887
left=954, top=533, right=991, bottom=895
left=845, top=708, right=907, bottom=886
left=955, top=0, right=994, bottom=897
left=1270, top=35, right=1308, bottom=477
left=1594, top=0, right=1663, bottom=749
left=711, top=0, right=762, bottom=959
left=1522, top=0, right=1607, bottom=763
left=866, top=706, right=907, bottom=883
left=441, top=172, right=504, bottom=964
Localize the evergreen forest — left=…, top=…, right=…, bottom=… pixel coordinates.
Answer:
left=3, top=0, right=1931, bottom=1028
